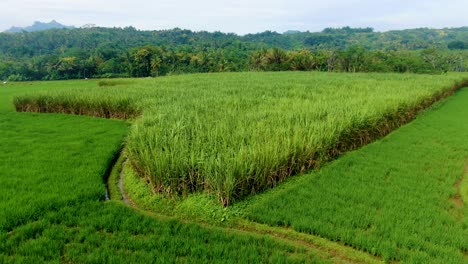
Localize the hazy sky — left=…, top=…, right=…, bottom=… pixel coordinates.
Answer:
left=1, top=0, right=467, bottom=34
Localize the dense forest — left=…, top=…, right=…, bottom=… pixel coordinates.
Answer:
left=1, top=26, right=467, bottom=81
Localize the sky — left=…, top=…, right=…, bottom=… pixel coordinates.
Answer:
left=0, top=0, right=467, bottom=34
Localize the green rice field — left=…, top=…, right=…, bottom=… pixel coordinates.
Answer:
left=0, top=81, right=328, bottom=263
left=4, top=72, right=468, bottom=262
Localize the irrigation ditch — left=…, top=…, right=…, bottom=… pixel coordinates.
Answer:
left=102, top=148, right=124, bottom=201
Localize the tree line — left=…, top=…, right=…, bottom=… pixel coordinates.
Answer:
left=1, top=27, right=467, bottom=81
left=249, top=47, right=467, bottom=74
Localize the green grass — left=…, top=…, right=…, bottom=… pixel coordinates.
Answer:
left=245, top=88, right=468, bottom=262
left=0, top=82, right=129, bottom=232
left=0, top=82, right=331, bottom=263
left=121, top=165, right=380, bottom=264
left=5, top=73, right=467, bottom=262
left=14, top=72, right=468, bottom=205
left=2, top=202, right=319, bottom=263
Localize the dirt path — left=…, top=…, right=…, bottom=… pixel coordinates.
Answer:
left=450, top=159, right=467, bottom=208
left=119, top=161, right=130, bottom=205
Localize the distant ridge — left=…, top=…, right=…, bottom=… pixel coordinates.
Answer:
left=5, top=20, right=74, bottom=33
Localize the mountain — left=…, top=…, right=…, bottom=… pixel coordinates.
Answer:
left=5, top=20, right=74, bottom=33
left=283, top=30, right=302, bottom=35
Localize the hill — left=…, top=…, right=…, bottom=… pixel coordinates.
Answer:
left=5, top=20, right=74, bottom=33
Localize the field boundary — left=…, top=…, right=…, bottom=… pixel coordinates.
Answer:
left=106, top=151, right=126, bottom=201
left=450, top=159, right=467, bottom=207
left=234, top=219, right=385, bottom=264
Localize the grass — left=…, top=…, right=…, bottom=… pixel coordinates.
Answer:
left=0, top=83, right=129, bottom=233
left=13, top=72, right=468, bottom=205
left=0, top=81, right=335, bottom=263
left=121, top=164, right=381, bottom=263
left=245, top=88, right=468, bottom=262
left=5, top=73, right=467, bottom=262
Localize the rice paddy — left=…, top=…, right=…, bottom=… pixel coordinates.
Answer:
left=0, top=81, right=326, bottom=263
left=5, top=72, right=468, bottom=262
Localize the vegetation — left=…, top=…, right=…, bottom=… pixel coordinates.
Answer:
left=248, top=47, right=468, bottom=73
left=0, top=82, right=324, bottom=263
left=1, top=27, right=467, bottom=81
left=4, top=22, right=468, bottom=262
left=14, top=72, right=468, bottom=205
left=123, top=162, right=385, bottom=263
left=245, top=88, right=468, bottom=262
left=5, top=71, right=468, bottom=262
